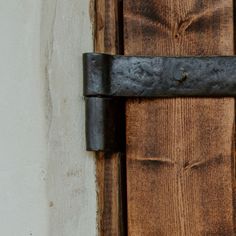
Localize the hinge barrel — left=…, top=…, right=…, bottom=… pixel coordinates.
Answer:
left=85, top=97, right=124, bottom=152
left=83, top=53, right=111, bottom=96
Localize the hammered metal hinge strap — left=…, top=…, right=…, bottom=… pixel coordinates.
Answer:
left=83, top=53, right=236, bottom=151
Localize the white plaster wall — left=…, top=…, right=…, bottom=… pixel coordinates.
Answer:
left=0, top=0, right=96, bottom=235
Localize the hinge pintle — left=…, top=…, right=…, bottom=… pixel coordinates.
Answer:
left=85, top=97, right=125, bottom=152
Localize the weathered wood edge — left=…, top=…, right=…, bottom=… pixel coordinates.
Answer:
left=93, top=0, right=125, bottom=235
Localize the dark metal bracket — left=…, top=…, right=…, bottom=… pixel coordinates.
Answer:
left=83, top=53, right=236, bottom=151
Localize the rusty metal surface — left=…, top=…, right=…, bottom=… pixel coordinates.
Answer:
left=84, top=53, right=236, bottom=151
left=84, top=53, right=236, bottom=97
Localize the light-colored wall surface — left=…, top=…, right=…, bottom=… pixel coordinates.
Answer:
left=0, top=0, right=96, bottom=235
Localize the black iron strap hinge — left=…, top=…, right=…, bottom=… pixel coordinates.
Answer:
left=83, top=53, right=236, bottom=152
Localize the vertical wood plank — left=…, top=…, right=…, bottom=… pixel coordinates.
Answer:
left=124, top=0, right=235, bottom=235
left=94, top=0, right=124, bottom=235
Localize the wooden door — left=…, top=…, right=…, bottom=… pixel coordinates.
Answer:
left=94, top=0, right=236, bottom=235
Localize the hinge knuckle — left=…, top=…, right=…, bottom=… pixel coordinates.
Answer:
left=85, top=97, right=124, bottom=152
left=83, top=53, right=110, bottom=96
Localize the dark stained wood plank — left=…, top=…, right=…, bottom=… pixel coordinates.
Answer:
left=124, top=0, right=233, bottom=56
left=124, top=0, right=235, bottom=235
left=96, top=152, right=123, bottom=235
left=94, top=0, right=124, bottom=235
left=95, top=0, right=121, bottom=54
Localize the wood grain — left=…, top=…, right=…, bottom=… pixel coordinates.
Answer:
left=124, top=0, right=235, bottom=235
left=95, top=0, right=121, bottom=54
left=96, top=152, right=123, bottom=235
left=94, top=0, right=124, bottom=235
